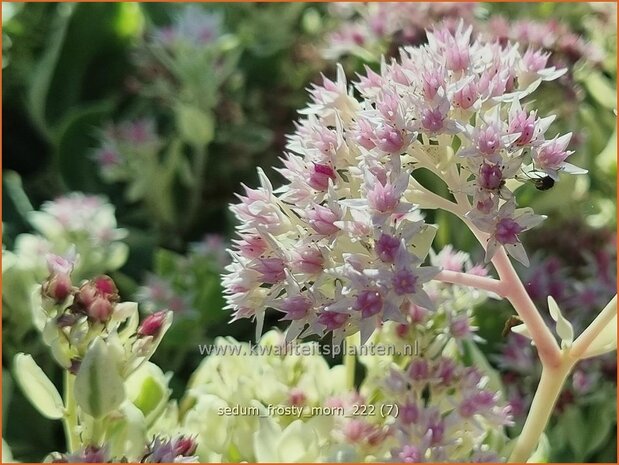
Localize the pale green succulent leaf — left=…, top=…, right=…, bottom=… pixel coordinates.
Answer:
left=75, top=337, right=126, bottom=418
left=13, top=353, right=64, bottom=420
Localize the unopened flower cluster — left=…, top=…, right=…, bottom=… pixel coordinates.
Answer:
left=24, top=255, right=180, bottom=459
left=2, top=193, right=128, bottom=357
left=224, top=23, right=581, bottom=343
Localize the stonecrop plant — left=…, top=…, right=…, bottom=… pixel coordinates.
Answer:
left=4, top=6, right=616, bottom=463
left=223, top=23, right=617, bottom=462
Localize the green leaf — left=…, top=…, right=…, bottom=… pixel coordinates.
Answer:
left=583, top=399, right=616, bottom=456
left=154, top=248, right=183, bottom=276
left=12, top=353, right=64, bottom=420
left=27, top=3, right=75, bottom=137
left=75, top=337, right=126, bottom=418
left=562, top=406, right=588, bottom=460
left=583, top=71, right=617, bottom=110
left=28, top=3, right=141, bottom=135
left=175, top=104, right=215, bottom=147
left=55, top=101, right=114, bottom=192
left=2, top=369, right=14, bottom=431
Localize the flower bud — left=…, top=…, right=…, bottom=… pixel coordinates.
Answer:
left=138, top=311, right=168, bottom=338
left=308, top=163, right=336, bottom=191
left=355, top=290, right=383, bottom=318
left=42, top=273, right=73, bottom=303
left=88, top=297, right=114, bottom=323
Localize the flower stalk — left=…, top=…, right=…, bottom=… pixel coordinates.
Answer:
left=63, top=372, right=79, bottom=453
left=508, top=353, right=575, bottom=462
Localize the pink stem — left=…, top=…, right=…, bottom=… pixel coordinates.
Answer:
left=434, top=270, right=507, bottom=297
left=491, top=247, right=562, bottom=368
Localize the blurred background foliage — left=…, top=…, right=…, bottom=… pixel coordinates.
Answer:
left=2, top=2, right=616, bottom=462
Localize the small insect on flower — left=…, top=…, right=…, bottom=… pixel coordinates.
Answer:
left=531, top=175, right=555, bottom=191
left=518, top=170, right=556, bottom=191
left=502, top=315, right=524, bottom=337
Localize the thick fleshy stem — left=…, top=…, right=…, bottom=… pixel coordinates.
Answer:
left=509, top=296, right=617, bottom=461
left=63, top=372, right=79, bottom=453
left=490, top=247, right=562, bottom=368
left=508, top=353, right=575, bottom=462
left=435, top=270, right=507, bottom=296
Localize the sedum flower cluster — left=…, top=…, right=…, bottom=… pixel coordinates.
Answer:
left=167, top=247, right=512, bottom=462
left=5, top=193, right=127, bottom=279
left=324, top=2, right=477, bottom=60
left=224, top=23, right=582, bottom=344
left=358, top=247, right=512, bottom=462
left=487, top=16, right=604, bottom=68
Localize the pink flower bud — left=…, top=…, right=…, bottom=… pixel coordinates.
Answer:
left=317, top=311, right=349, bottom=330
left=453, top=81, right=477, bottom=109
left=408, top=359, right=430, bottom=381
left=235, top=234, right=268, bottom=259
left=421, top=107, right=445, bottom=132
left=288, top=387, right=306, bottom=406
left=377, top=92, right=400, bottom=121
left=374, top=124, right=404, bottom=153
left=509, top=110, right=536, bottom=146
left=138, top=311, right=168, bottom=338
left=535, top=136, right=571, bottom=171
left=435, top=358, right=457, bottom=384
left=446, top=44, right=470, bottom=71
left=422, top=68, right=444, bottom=100
left=367, top=181, right=400, bottom=213
left=43, top=273, right=73, bottom=302
left=311, top=127, right=337, bottom=154
left=174, top=436, right=198, bottom=457
left=355, top=290, right=383, bottom=318
left=495, top=218, right=523, bottom=245
left=391, top=269, right=418, bottom=295
left=477, top=125, right=501, bottom=156
left=479, top=163, right=503, bottom=190
left=450, top=316, right=472, bottom=338
left=459, top=397, right=479, bottom=417
left=94, top=275, right=118, bottom=296
left=408, top=304, right=429, bottom=323
left=473, top=390, right=496, bottom=408
left=88, top=297, right=114, bottom=322
left=523, top=48, right=549, bottom=72
left=476, top=195, right=495, bottom=214
left=308, top=204, right=340, bottom=235
left=399, top=402, right=419, bottom=424
left=308, top=163, right=336, bottom=191
left=291, top=246, right=324, bottom=274
left=375, top=233, right=401, bottom=263
left=397, top=445, right=422, bottom=462
left=354, top=119, right=377, bottom=150
left=280, top=295, right=312, bottom=320
left=253, top=258, right=286, bottom=284
left=395, top=323, right=409, bottom=338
